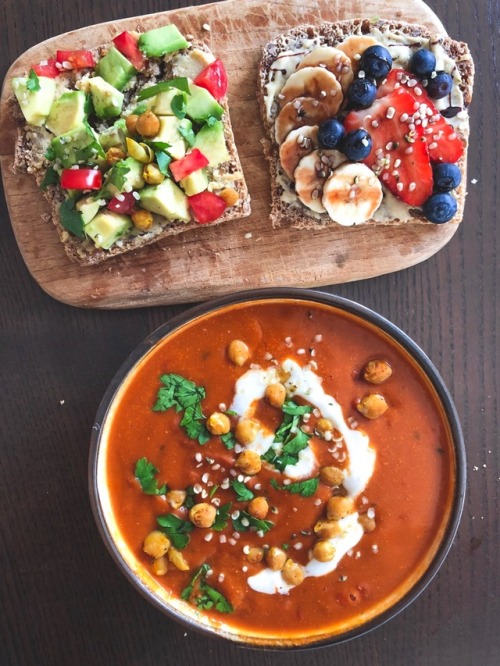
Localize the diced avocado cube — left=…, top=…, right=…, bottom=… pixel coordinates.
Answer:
left=180, top=168, right=208, bottom=196
left=95, top=46, right=137, bottom=91
left=153, top=116, right=191, bottom=160
left=139, top=178, right=190, bottom=222
left=88, top=76, right=124, bottom=119
left=84, top=211, right=132, bottom=249
left=193, top=120, right=229, bottom=167
left=99, top=125, right=126, bottom=152
left=45, top=91, right=87, bottom=136
left=12, top=76, right=56, bottom=126
left=76, top=196, right=102, bottom=224
left=138, top=25, right=189, bottom=58
left=186, top=83, right=224, bottom=123
left=51, top=124, right=100, bottom=168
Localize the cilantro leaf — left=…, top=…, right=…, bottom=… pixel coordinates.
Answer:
left=96, top=161, right=130, bottom=199
left=59, top=199, right=85, bottom=239
left=233, top=510, right=273, bottom=534
left=45, top=146, right=56, bottom=161
left=134, top=457, right=167, bottom=495
left=26, top=69, right=40, bottom=92
left=137, top=77, right=191, bottom=101
left=270, top=477, right=319, bottom=497
left=177, top=122, right=196, bottom=147
left=40, top=166, right=59, bottom=190
left=144, top=140, right=171, bottom=152
left=157, top=513, right=193, bottom=550
left=171, top=93, right=187, bottom=119
left=153, top=374, right=210, bottom=444
left=263, top=400, right=313, bottom=471
left=181, top=563, right=209, bottom=600
left=220, top=431, right=236, bottom=450
left=212, top=502, right=232, bottom=531
left=183, top=485, right=196, bottom=509
left=155, top=150, right=171, bottom=176
left=181, top=563, right=233, bottom=614
left=230, top=479, right=254, bottom=502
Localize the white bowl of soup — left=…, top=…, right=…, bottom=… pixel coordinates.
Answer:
left=89, top=289, right=465, bottom=648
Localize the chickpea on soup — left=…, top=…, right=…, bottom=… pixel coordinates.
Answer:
left=97, top=299, right=457, bottom=643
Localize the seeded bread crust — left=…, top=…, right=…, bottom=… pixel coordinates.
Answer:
left=11, top=40, right=251, bottom=266
left=257, top=19, right=474, bottom=229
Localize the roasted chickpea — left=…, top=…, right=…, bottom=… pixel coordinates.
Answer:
left=106, top=146, right=126, bottom=165
left=282, top=559, right=304, bottom=586
left=143, top=530, right=171, bottom=559
left=125, top=114, right=139, bottom=134
left=189, top=502, right=217, bottom=528
left=235, top=418, right=259, bottom=445
left=326, top=496, right=354, bottom=521
left=135, top=111, right=161, bottom=137
left=312, top=540, right=336, bottom=562
left=166, top=489, right=187, bottom=510
left=358, top=514, right=376, bottom=533
left=235, top=449, right=262, bottom=475
left=168, top=547, right=190, bottom=571
left=265, top=546, right=287, bottom=571
left=219, top=188, right=240, bottom=206
left=143, top=163, right=165, bottom=185
left=227, top=339, right=250, bottom=366
left=356, top=393, right=389, bottom=419
left=131, top=209, right=153, bottom=231
left=248, top=496, right=269, bottom=520
left=152, top=556, right=168, bottom=576
left=316, top=417, right=333, bottom=435
left=313, top=519, right=343, bottom=539
left=247, top=547, right=265, bottom=563
left=319, top=465, right=344, bottom=487
left=363, top=359, right=393, bottom=385
left=265, top=383, right=287, bottom=408
left=206, top=411, right=231, bottom=435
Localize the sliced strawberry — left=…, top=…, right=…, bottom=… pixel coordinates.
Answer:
left=344, top=87, right=433, bottom=206
left=376, top=69, right=464, bottom=163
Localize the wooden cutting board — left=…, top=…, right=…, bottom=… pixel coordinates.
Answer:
left=0, top=0, right=455, bottom=309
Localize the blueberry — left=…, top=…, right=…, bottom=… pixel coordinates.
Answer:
left=317, top=119, right=346, bottom=149
left=426, top=71, right=453, bottom=99
left=347, top=79, right=377, bottom=108
left=341, top=129, right=372, bottom=161
left=359, top=45, right=393, bottom=80
left=409, top=49, right=436, bottom=77
left=432, top=163, right=462, bottom=192
left=423, top=192, right=458, bottom=223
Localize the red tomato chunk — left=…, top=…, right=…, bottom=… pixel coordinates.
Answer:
left=60, top=168, right=102, bottom=190
left=170, top=149, right=209, bottom=182
left=194, top=59, right=228, bottom=101
left=188, top=191, right=227, bottom=223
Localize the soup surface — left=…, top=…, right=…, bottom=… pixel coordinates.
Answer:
left=99, top=299, right=455, bottom=643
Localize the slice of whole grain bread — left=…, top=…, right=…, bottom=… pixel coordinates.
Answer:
left=257, top=19, right=474, bottom=229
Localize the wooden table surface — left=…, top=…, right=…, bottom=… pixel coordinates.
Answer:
left=0, top=1, right=498, bottom=664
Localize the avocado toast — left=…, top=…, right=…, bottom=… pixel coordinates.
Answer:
left=10, top=24, right=250, bottom=265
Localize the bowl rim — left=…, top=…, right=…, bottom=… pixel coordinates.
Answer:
left=88, top=287, right=466, bottom=650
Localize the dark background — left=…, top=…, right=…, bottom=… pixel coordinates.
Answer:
left=0, top=1, right=498, bottom=664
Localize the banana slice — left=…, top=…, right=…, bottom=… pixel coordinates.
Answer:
left=275, top=97, right=332, bottom=144
left=297, top=47, right=353, bottom=94
left=294, top=149, right=346, bottom=214
left=279, top=126, right=319, bottom=180
left=336, top=36, right=380, bottom=73
left=322, top=162, right=383, bottom=226
left=279, top=67, right=343, bottom=116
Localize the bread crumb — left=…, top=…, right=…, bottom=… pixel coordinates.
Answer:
left=244, top=232, right=253, bottom=239
left=202, top=23, right=211, bottom=31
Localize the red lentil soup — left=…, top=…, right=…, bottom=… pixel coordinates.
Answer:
left=95, top=297, right=459, bottom=645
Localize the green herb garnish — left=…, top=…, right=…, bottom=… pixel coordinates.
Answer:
left=153, top=374, right=211, bottom=444
left=205, top=115, right=218, bottom=127
left=212, top=502, right=232, bottom=531
left=177, top=123, right=196, bottom=147
left=137, top=77, right=190, bottom=101
left=40, top=166, right=59, bottom=190
left=230, top=479, right=254, bottom=502
left=26, top=69, right=40, bottom=92
left=134, top=457, right=167, bottom=495
left=183, top=485, right=196, bottom=509
left=96, top=161, right=130, bottom=199
left=132, top=102, right=148, bottom=115
left=155, top=150, right=171, bottom=176
left=220, top=431, right=236, bottom=450
left=59, top=198, right=85, bottom=239
left=233, top=510, right=273, bottom=534
left=156, top=513, right=193, bottom=550
left=181, top=563, right=233, bottom=614
left=261, top=400, right=313, bottom=471
left=270, top=477, right=319, bottom=498
left=171, top=93, right=187, bottom=119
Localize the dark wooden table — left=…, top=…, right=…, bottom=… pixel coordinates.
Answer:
left=1, top=1, right=498, bottom=664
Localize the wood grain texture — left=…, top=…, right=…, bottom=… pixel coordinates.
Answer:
left=0, top=1, right=498, bottom=665
left=0, top=0, right=458, bottom=309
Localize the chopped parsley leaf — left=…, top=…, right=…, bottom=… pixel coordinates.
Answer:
left=183, top=485, right=196, bottom=509
left=212, top=502, right=232, bottom=531
left=177, top=123, right=196, bottom=147
left=153, top=374, right=210, bottom=445
left=230, top=479, right=254, bottom=502
left=137, top=77, right=190, bottom=101
left=96, top=161, right=130, bottom=200
left=220, top=431, right=236, bottom=450
left=233, top=510, right=273, bottom=534
left=156, top=513, right=193, bottom=550
left=270, top=477, right=319, bottom=498
left=59, top=199, right=85, bottom=239
left=40, top=166, right=59, bottom=190
left=181, top=563, right=233, bottom=614
left=262, top=400, right=313, bottom=471
left=155, top=150, right=171, bottom=176
left=134, top=457, right=168, bottom=495
left=26, top=69, right=40, bottom=92
left=171, top=93, right=187, bottom=119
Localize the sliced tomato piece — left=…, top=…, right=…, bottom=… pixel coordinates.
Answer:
left=189, top=191, right=227, bottom=224
left=376, top=69, right=464, bottom=163
left=194, top=59, right=228, bottom=101
left=60, top=168, right=102, bottom=190
left=32, top=59, right=59, bottom=78
left=107, top=192, right=136, bottom=215
left=170, top=149, right=210, bottom=182
left=112, top=31, right=146, bottom=71
left=56, top=50, right=95, bottom=69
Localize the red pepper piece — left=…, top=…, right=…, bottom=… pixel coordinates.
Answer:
left=107, top=192, right=137, bottom=215
left=189, top=191, right=227, bottom=224
left=32, top=59, right=59, bottom=78
left=112, top=31, right=146, bottom=71
left=194, top=59, right=228, bottom=101
left=170, top=149, right=210, bottom=182
left=56, top=50, right=95, bottom=69
left=60, top=168, right=102, bottom=190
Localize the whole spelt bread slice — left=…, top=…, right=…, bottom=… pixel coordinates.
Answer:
left=257, top=19, right=474, bottom=229
left=11, top=38, right=250, bottom=266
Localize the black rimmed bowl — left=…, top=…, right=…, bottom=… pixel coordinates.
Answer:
left=89, top=288, right=466, bottom=649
